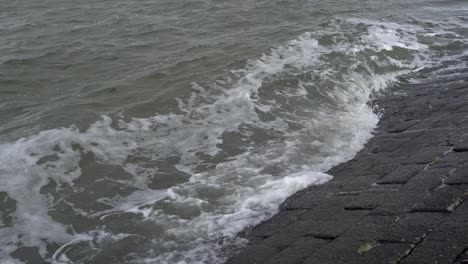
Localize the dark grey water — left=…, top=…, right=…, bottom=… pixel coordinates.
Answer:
left=1, top=0, right=467, bottom=263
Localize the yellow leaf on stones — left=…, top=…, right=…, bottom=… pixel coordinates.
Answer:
left=357, top=241, right=380, bottom=254
left=429, top=156, right=442, bottom=165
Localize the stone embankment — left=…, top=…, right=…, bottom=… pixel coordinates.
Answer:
left=226, top=67, right=468, bottom=264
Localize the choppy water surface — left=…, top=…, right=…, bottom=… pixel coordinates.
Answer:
left=1, top=0, right=467, bottom=263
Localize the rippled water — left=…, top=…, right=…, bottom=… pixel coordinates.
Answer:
left=1, top=0, right=467, bottom=263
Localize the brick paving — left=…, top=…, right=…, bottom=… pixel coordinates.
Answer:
left=226, top=67, right=468, bottom=264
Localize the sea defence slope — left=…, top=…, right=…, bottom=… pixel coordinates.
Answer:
left=226, top=66, right=468, bottom=264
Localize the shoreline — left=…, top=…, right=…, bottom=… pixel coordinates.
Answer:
left=226, top=66, right=468, bottom=264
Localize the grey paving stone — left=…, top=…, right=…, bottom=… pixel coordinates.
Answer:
left=368, top=183, right=402, bottom=191
left=264, top=237, right=329, bottom=264
left=260, top=212, right=366, bottom=251
left=440, top=99, right=468, bottom=112
left=399, top=240, right=467, bottom=264
left=302, top=236, right=413, bottom=264
left=370, top=190, right=429, bottom=216
left=386, top=119, right=420, bottom=133
left=340, top=215, right=399, bottom=241
left=344, top=190, right=399, bottom=210
left=408, top=118, right=439, bottom=131
left=352, top=152, right=405, bottom=166
left=412, top=185, right=468, bottom=212
left=225, top=244, right=278, bottom=264
left=326, top=175, right=381, bottom=192
left=249, top=210, right=307, bottom=238
left=377, top=164, right=424, bottom=184
left=369, top=163, right=400, bottom=177
left=418, top=128, right=458, bottom=147
left=327, top=160, right=379, bottom=178
left=280, top=190, right=352, bottom=210
left=370, top=138, right=407, bottom=153
left=301, top=210, right=369, bottom=239
left=401, top=147, right=450, bottom=165
left=262, top=221, right=318, bottom=250
left=427, top=219, right=468, bottom=243
left=429, top=151, right=467, bottom=169
left=451, top=198, right=468, bottom=218
left=376, top=212, right=446, bottom=243
left=403, top=167, right=452, bottom=192
left=434, top=114, right=468, bottom=129
left=446, top=164, right=468, bottom=185
left=372, top=131, right=425, bottom=149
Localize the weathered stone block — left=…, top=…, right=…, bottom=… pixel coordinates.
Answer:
left=400, top=240, right=467, bottom=264
left=262, top=221, right=321, bottom=250
left=377, top=164, right=423, bottom=184
left=427, top=220, right=468, bottom=243
left=302, top=236, right=413, bottom=264
left=225, top=245, right=279, bottom=264
left=376, top=212, right=446, bottom=243
left=412, top=185, right=468, bottom=212
left=446, top=165, right=468, bottom=185
left=401, top=147, right=450, bottom=165
left=344, top=190, right=400, bottom=210
left=403, top=168, right=451, bottom=192
left=281, top=191, right=352, bottom=211
left=249, top=210, right=307, bottom=238
left=264, top=237, right=329, bottom=264
left=303, top=210, right=369, bottom=239
left=386, top=120, right=420, bottom=134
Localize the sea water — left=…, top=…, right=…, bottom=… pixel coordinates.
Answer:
left=0, top=0, right=467, bottom=263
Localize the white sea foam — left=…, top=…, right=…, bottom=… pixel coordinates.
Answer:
left=0, top=18, right=441, bottom=263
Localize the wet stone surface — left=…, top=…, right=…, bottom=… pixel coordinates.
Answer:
left=226, top=69, right=468, bottom=264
